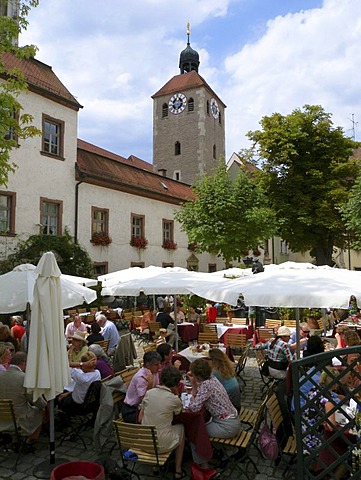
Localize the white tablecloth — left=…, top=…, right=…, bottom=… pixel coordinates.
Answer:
left=214, top=323, right=251, bottom=339
left=178, top=345, right=226, bottom=363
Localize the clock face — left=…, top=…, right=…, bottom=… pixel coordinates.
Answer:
left=210, top=98, right=219, bottom=119
left=168, top=93, right=187, bottom=114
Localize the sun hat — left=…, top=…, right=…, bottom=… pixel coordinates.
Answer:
left=71, top=331, right=88, bottom=344
left=159, top=328, right=167, bottom=333
left=277, top=326, right=291, bottom=337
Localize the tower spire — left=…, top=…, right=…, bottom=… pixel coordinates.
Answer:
left=179, top=22, right=200, bottom=74
left=187, top=21, right=191, bottom=44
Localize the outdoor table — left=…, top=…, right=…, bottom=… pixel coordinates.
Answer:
left=177, top=322, right=199, bottom=342
left=332, top=322, right=361, bottom=338
left=174, top=346, right=234, bottom=370
left=217, top=324, right=253, bottom=344
left=173, top=410, right=213, bottom=461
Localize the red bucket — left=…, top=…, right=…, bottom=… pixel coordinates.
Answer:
left=50, top=461, right=105, bottom=480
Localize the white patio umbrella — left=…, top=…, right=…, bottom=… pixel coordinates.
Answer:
left=61, top=273, right=98, bottom=287
left=23, top=252, right=96, bottom=476
left=0, top=263, right=97, bottom=313
left=209, top=267, right=253, bottom=278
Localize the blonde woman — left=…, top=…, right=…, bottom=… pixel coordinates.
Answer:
left=209, top=348, right=241, bottom=411
left=0, top=342, right=12, bottom=371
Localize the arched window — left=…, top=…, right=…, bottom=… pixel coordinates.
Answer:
left=175, top=141, right=181, bottom=156
left=218, top=111, right=222, bottom=125
left=206, top=100, right=210, bottom=115
left=162, top=103, right=168, bottom=118
left=213, top=145, right=216, bottom=159
left=188, top=97, right=194, bottom=112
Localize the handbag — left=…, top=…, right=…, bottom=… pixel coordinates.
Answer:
left=260, top=359, right=270, bottom=376
left=190, top=462, right=219, bottom=480
left=258, top=423, right=279, bottom=460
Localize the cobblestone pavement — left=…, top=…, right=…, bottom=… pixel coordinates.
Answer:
left=0, top=339, right=298, bottom=480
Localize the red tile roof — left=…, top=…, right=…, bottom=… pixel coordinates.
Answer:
left=152, top=71, right=226, bottom=107
left=77, top=140, right=195, bottom=204
left=1, top=52, right=82, bottom=110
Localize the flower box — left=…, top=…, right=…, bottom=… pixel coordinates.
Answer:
left=163, top=239, right=177, bottom=250
left=91, top=232, right=112, bottom=246
left=130, top=236, right=148, bottom=249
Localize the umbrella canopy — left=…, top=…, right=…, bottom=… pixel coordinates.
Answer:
left=209, top=267, right=253, bottom=278
left=24, top=252, right=71, bottom=402
left=190, top=267, right=361, bottom=309
left=100, top=265, right=189, bottom=295
left=0, top=264, right=97, bottom=313
left=61, top=274, right=98, bottom=287
left=102, top=269, right=230, bottom=297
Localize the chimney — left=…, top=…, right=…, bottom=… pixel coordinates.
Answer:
left=158, top=168, right=167, bottom=177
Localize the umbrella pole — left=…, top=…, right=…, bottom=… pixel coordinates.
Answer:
left=49, top=399, right=55, bottom=464
left=295, top=308, right=301, bottom=359
left=174, top=302, right=178, bottom=353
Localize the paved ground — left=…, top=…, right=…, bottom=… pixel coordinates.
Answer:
left=0, top=339, right=297, bottom=480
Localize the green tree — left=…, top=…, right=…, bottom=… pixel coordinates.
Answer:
left=0, top=0, right=40, bottom=186
left=0, top=230, right=96, bottom=277
left=342, top=169, right=361, bottom=249
left=247, top=105, right=359, bottom=265
left=175, top=162, right=276, bottom=267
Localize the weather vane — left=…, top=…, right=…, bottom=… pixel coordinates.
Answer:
left=187, top=22, right=191, bottom=43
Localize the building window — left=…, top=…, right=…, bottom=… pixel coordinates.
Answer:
left=208, top=264, right=217, bottom=273
left=162, top=219, right=174, bottom=244
left=280, top=240, right=288, bottom=255
left=206, top=100, right=210, bottom=115
left=131, top=214, right=145, bottom=239
left=42, top=114, right=64, bottom=158
left=40, top=198, right=62, bottom=236
left=213, top=144, right=216, bottom=159
left=131, top=262, right=145, bottom=268
left=94, top=262, right=108, bottom=276
left=173, top=170, right=181, bottom=181
left=162, top=103, right=168, bottom=118
left=0, top=191, right=16, bottom=234
left=219, top=111, right=222, bottom=125
left=175, top=141, right=181, bottom=156
left=188, top=98, right=194, bottom=112
left=3, top=109, right=18, bottom=142
left=92, top=207, right=109, bottom=235
left=162, top=262, right=174, bottom=268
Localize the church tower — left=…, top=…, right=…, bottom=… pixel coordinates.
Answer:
left=152, top=24, right=226, bottom=185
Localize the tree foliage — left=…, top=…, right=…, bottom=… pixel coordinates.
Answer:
left=342, top=167, right=361, bottom=249
left=247, top=105, right=359, bottom=265
left=175, top=162, right=276, bottom=266
left=0, top=0, right=40, bottom=186
left=0, top=230, right=96, bottom=277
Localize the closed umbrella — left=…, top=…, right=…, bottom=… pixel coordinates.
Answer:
left=23, top=252, right=95, bottom=478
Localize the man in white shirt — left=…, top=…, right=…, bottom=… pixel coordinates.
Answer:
left=170, top=305, right=186, bottom=324
left=96, top=314, right=120, bottom=354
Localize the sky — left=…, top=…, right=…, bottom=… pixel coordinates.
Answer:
left=21, top=0, right=361, bottom=164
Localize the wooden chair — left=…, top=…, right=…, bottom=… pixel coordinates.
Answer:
left=235, top=343, right=250, bottom=385
left=77, top=308, right=87, bottom=314
left=119, top=367, right=140, bottom=388
left=84, top=313, right=95, bottom=324
left=148, top=321, right=161, bottom=340
left=209, top=394, right=268, bottom=479
left=198, top=332, right=218, bottom=344
left=226, top=333, right=248, bottom=350
left=254, top=349, right=274, bottom=392
left=266, top=393, right=297, bottom=475
left=94, top=339, right=110, bottom=353
left=90, top=307, right=99, bottom=313
left=0, top=399, right=26, bottom=469
left=100, top=305, right=109, bottom=311
left=204, top=324, right=217, bottom=334
left=113, top=420, right=172, bottom=479
left=256, top=328, right=275, bottom=343
left=283, top=319, right=297, bottom=328
left=67, top=309, right=77, bottom=316
left=232, top=317, right=247, bottom=325
left=143, top=343, right=157, bottom=353
left=265, top=319, right=282, bottom=329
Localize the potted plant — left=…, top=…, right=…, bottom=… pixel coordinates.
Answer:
left=163, top=239, right=177, bottom=250
left=130, top=236, right=148, bottom=249
left=91, top=231, right=112, bottom=246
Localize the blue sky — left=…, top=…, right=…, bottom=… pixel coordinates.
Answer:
left=21, top=0, right=360, bottom=164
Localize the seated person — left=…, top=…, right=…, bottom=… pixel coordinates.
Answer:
left=10, top=316, right=26, bottom=347
left=68, top=332, right=88, bottom=365
left=140, top=306, right=154, bottom=333
left=335, top=325, right=349, bottom=349
left=156, top=328, right=168, bottom=346
left=288, top=322, right=310, bottom=351
left=255, top=326, right=293, bottom=380
left=156, top=307, right=176, bottom=346
left=140, top=366, right=185, bottom=480
left=205, top=302, right=217, bottom=324
left=88, top=344, right=114, bottom=379
left=58, top=351, right=101, bottom=417
left=86, top=322, right=104, bottom=346
left=170, top=305, right=186, bottom=324
left=121, top=351, right=161, bottom=424
left=156, top=343, right=181, bottom=374
left=64, top=314, right=87, bottom=340
left=186, top=358, right=241, bottom=467
left=96, top=314, right=120, bottom=355
left=209, top=348, right=241, bottom=411
left=188, top=306, right=200, bottom=324
left=0, top=325, right=18, bottom=352
left=0, top=352, right=46, bottom=449
left=0, top=342, right=12, bottom=371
